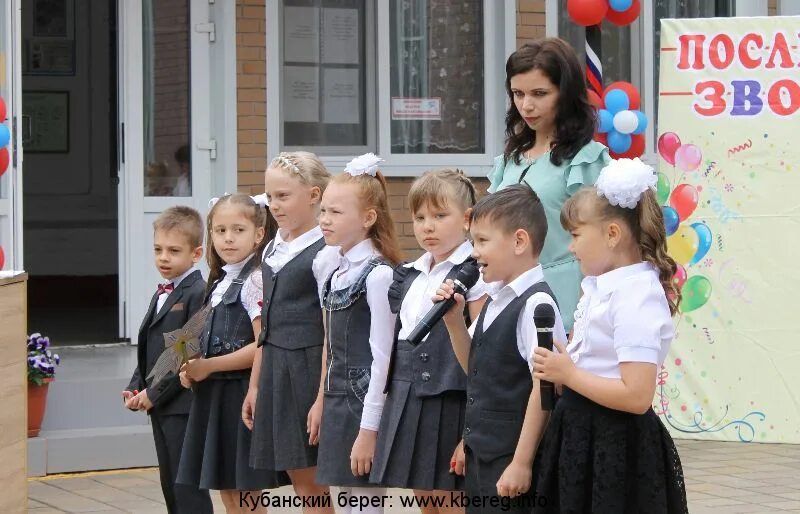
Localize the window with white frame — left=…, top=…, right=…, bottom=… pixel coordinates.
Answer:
left=280, top=0, right=371, bottom=151
left=270, top=0, right=509, bottom=172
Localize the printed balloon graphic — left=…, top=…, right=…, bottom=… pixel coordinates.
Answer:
left=658, top=132, right=681, bottom=165
left=667, top=225, right=699, bottom=266
left=674, top=144, right=703, bottom=172
left=680, top=275, right=712, bottom=312
left=688, top=222, right=713, bottom=266
left=662, top=206, right=680, bottom=236
left=673, top=264, right=687, bottom=289
left=669, top=184, right=699, bottom=221
left=656, top=172, right=671, bottom=205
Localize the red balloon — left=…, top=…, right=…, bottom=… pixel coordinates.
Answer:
left=0, top=97, right=6, bottom=122
left=669, top=184, right=699, bottom=221
left=606, top=0, right=641, bottom=26
left=587, top=89, right=603, bottom=109
left=567, top=0, right=608, bottom=26
left=673, top=264, right=687, bottom=289
left=0, top=148, right=8, bottom=177
left=611, top=133, right=645, bottom=158
left=0, top=245, right=5, bottom=270
left=604, top=81, right=640, bottom=110
left=594, top=132, right=608, bottom=147
left=657, top=132, right=682, bottom=165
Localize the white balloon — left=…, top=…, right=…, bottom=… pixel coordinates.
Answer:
left=613, top=110, right=639, bottom=135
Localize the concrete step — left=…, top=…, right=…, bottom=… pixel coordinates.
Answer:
left=28, top=425, right=157, bottom=476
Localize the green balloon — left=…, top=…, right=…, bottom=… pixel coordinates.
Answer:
left=680, top=275, right=712, bottom=312
left=657, top=172, right=671, bottom=205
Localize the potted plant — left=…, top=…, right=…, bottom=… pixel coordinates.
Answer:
left=27, top=333, right=60, bottom=437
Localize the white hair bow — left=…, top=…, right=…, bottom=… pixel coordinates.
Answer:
left=208, top=193, right=270, bottom=209
left=345, top=153, right=383, bottom=177
left=251, top=193, right=269, bottom=207
left=595, top=158, right=657, bottom=209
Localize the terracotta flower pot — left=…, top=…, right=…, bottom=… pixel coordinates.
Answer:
left=28, top=377, right=53, bottom=437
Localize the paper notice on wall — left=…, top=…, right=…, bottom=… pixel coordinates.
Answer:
left=323, top=68, right=359, bottom=124
left=284, top=6, right=319, bottom=63
left=321, top=8, right=359, bottom=64
left=391, top=98, right=442, bottom=120
left=283, top=66, right=319, bottom=122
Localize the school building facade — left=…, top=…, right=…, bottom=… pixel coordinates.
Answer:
left=1, top=0, right=793, bottom=345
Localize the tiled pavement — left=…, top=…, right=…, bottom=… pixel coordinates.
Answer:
left=29, top=440, right=800, bottom=513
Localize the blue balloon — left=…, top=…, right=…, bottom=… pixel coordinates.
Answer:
left=604, top=89, right=630, bottom=114
left=609, top=0, right=633, bottom=12
left=598, top=109, right=614, bottom=133
left=607, top=131, right=631, bottom=154
left=0, top=124, right=9, bottom=148
left=632, top=110, right=648, bottom=135
left=663, top=207, right=679, bottom=236
left=689, top=222, right=713, bottom=265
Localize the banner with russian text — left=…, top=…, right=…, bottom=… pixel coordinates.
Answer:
left=656, top=16, right=800, bottom=443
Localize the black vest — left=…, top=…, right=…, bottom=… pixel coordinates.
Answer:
left=200, top=256, right=260, bottom=379
left=463, top=280, right=556, bottom=461
left=383, top=260, right=473, bottom=396
left=258, top=237, right=326, bottom=350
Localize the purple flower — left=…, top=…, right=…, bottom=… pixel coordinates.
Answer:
left=54, top=354, right=60, bottom=365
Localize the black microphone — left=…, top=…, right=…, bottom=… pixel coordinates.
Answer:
left=406, top=262, right=481, bottom=346
left=534, top=303, right=556, bottom=411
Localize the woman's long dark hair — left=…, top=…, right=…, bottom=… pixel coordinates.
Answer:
left=504, top=38, right=597, bottom=167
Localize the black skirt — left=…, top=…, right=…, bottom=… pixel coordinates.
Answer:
left=177, top=373, right=290, bottom=491
left=250, top=344, right=322, bottom=471
left=533, top=388, right=688, bottom=514
left=371, top=380, right=465, bottom=490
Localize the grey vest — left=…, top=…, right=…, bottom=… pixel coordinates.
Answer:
left=384, top=260, right=472, bottom=397
left=462, top=280, right=556, bottom=461
left=200, top=256, right=261, bottom=380
left=258, top=237, right=326, bottom=350
left=322, top=258, right=384, bottom=403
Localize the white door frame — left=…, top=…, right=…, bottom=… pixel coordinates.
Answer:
left=117, top=0, right=214, bottom=339
left=0, top=0, right=23, bottom=272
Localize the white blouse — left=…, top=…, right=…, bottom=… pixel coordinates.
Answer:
left=468, top=265, right=568, bottom=372
left=209, top=253, right=263, bottom=321
left=320, top=239, right=396, bottom=432
left=568, top=262, right=674, bottom=379
left=398, top=240, right=491, bottom=341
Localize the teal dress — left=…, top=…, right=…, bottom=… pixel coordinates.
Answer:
left=488, top=141, right=610, bottom=333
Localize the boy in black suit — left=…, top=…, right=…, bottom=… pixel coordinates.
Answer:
left=123, top=206, right=212, bottom=514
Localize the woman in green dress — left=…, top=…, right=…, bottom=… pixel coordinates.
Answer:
left=488, top=38, right=610, bottom=333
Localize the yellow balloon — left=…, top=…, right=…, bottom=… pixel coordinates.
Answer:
left=667, top=225, right=699, bottom=266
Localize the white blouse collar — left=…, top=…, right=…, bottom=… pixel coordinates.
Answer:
left=584, top=261, right=656, bottom=296
left=222, top=252, right=256, bottom=276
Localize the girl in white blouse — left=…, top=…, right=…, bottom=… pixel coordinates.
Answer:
left=314, top=154, right=401, bottom=514
left=532, top=159, right=688, bottom=514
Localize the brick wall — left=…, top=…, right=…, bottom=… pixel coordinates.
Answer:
left=517, top=0, right=546, bottom=48
left=236, top=0, right=267, bottom=195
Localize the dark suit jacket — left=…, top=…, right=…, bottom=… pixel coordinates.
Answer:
left=126, top=269, right=206, bottom=416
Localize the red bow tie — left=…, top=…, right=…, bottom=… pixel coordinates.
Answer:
left=156, top=283, right=175, bottom=296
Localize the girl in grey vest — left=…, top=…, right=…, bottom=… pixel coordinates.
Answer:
left=315, top=155, right=402, bottom=513
left=177, top=194, right=288, bottom=513
left=245, top=152, right=339, bottom=511
left=371, top=170, right=491, bottom=507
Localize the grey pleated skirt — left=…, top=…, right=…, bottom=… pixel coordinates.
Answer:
left=370, top=372, right=465, bottom=490
left=250, top=343, right=322, bottom=471
left=177, top=373, right=290, bottom=491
